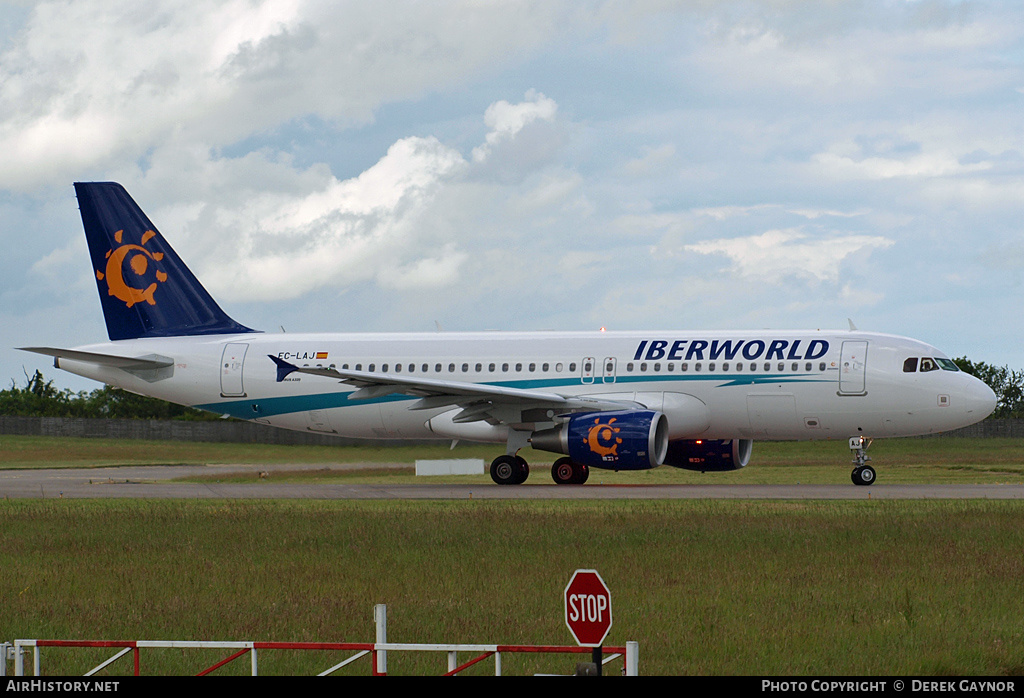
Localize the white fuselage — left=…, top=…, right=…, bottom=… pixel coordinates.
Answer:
left=55, top=329, right=997, bottom=444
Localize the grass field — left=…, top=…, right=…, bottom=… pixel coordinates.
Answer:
left=3, top=434, right=1023, bottom=485
left=2, top=436, right=1024, bottom=676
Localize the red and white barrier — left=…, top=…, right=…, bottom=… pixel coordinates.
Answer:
left=10, top=605, right=639, bottom=676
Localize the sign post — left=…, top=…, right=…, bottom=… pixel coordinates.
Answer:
left=564, top=569, right=612, bottom=675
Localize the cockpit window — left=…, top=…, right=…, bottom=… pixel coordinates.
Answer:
left=905, top=356, right=960, bottom=373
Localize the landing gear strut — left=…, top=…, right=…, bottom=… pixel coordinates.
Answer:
left=849, top=436, right=876, bottom=486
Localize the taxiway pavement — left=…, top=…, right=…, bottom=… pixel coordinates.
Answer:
left=2, top=464, right=1023, bottom=500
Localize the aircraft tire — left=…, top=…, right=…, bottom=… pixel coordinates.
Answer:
left=851, top=466, right=876, bottom=486
left=514, top=455, right=530, bottom=484
left=552, top=457, right=576, bottom=485
left=574, top=462, right=590, bottom=485
left=491, top=455, right=522, bottom=485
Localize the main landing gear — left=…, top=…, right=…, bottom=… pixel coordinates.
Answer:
left=489, top=454, right=529, bottom=485
left=489, top=454, right=590, bottom=485
left=551, top=457, right=589, bottom=485
left=849, top=436, right=876, bottom=486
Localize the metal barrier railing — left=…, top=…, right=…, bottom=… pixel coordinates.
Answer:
left=10, top=638, right=638, bottom=676
left=9, top=605, right=639, bottom=676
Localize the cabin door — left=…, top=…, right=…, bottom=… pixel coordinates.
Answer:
left=838, top=340, right=868, bottom=395
left=220, top=343, right=248, bottom=397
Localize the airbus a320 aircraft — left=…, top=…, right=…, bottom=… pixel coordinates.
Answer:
left=21, top=183, right=997, bottom=486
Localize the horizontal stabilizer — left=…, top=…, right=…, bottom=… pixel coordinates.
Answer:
left=19, top=347, right=174, bottom=370
left=18, top=347, right=175, bottom=383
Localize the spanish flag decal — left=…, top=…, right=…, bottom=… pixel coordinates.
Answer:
left=315, top=351, right=328, bottom=360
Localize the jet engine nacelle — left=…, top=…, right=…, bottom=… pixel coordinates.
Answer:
left=530, top=410, right=669, bottom=470
left=663, top=438, right=753, bottom=472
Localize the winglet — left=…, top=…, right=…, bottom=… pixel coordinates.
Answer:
left=268, top=355, right=298, bottom=382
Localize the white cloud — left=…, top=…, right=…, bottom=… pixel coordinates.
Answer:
left=692, top=204, right=779, bottom=221
left=692, top=204, right=869, bottom=222
left=158, top=92, right=565, bottom=301
left=787, top=207, right=870, bottom=220
left=624, top=143, right=676, bottom=177
left=813, top=150, right=992, bottom=180
left=508, top=171, right=584, bottom=212
left=0, top=1, right=571, bottom=190
left=0, top=0, right=308, bottom=189
left=839, top=282, right=885, bottom=307
left=684, top=228, right=894, bottom=283
left=28, top=235, right=86, bottom=284
left=695, top=5, right=1020, bottom=101
left=377, top=247, right=469, bottom=290
left=188, top=135, right=468, bottom=300
left=471, top=89, right=558, bottom=163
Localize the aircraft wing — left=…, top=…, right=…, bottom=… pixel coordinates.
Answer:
left=268, top=355, right=636, bottom=424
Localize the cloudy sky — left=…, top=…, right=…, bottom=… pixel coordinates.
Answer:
left=1, top=0, right=1022, bottom=392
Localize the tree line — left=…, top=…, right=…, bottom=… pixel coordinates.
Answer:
left=1, top=359, right=1022, bottom=420
left=0, top=370, right=219, bottom=420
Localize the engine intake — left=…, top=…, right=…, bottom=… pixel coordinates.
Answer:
left=663, top=439, right=753, bottom=472
left=530, top=410, right=669, bottom=470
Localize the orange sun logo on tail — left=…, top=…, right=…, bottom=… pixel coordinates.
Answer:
left=95, top=230, right=168, bottom=308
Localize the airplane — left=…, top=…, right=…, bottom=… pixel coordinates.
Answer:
left=19, top=182, right=998, bottom=487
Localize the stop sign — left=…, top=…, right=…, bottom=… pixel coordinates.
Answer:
left=564, top=569, right=612, bottom=647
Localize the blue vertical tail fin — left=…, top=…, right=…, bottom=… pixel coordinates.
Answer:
left=75, top=181, right=257, bottom=341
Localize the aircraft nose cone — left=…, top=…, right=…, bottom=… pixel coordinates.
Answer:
left=964, top=377, right=998, bottom=420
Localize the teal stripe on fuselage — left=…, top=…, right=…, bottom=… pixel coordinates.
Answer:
left=196, top=373, right=833, bottom=419
left=195, top=391, right=411, bottom=419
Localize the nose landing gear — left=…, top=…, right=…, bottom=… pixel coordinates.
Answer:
left=850, top=436, right=876, bottom=486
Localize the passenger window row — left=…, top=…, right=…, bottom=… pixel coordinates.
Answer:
left=319, top=360, right=830, bottom=375
left=333, top=362, right=578, bottom=374
left=624, top=362, right=828, bottom=373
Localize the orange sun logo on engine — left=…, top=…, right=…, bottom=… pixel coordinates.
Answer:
left=585, top=416, right=622, bottom=458
left=95, top=230, right=168, bottom=308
